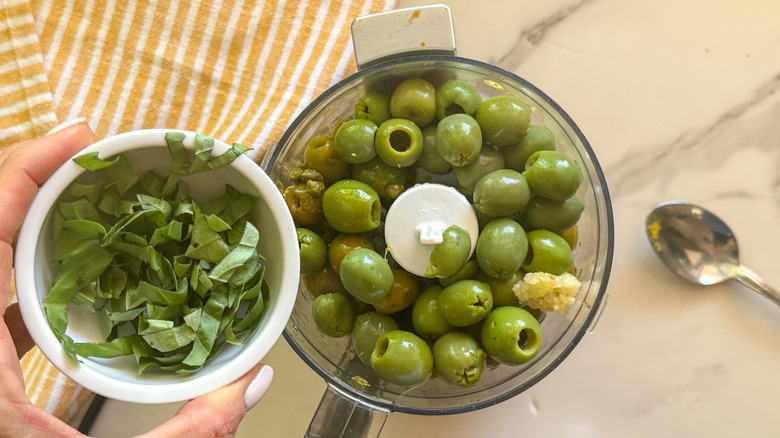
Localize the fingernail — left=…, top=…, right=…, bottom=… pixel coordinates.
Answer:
left=244, top=365, right=273, bottom=411
left=47, top=118, right=86, bottom=135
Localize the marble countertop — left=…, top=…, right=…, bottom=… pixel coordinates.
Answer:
left=89, top=1, right=780, bottom=436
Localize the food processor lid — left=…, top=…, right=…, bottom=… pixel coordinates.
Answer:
left=384, top=183, right=479, bottom=277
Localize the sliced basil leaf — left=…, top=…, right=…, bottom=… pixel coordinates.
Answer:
left=46, top=131, right=269, bottom=374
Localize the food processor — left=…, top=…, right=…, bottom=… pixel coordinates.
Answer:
left=260, top=5, right=613, bottom=437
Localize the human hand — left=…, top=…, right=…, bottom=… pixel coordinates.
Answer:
left=1, top=120, right=273, bottom=437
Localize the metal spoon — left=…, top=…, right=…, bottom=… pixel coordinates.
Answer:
left=645, top=201, right=780, bottom=306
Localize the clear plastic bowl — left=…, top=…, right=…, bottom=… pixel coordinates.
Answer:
left=261, top=55, right=613, bottom=436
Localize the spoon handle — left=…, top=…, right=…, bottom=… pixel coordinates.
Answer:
left=735, top=266, right=780, bottom=307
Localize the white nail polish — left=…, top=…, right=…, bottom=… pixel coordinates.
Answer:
left=244, top=365, right=273, bottom=411
left=47, top=118, right=86, bottom=135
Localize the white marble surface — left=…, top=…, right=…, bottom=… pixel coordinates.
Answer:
left=89, top=1, right=780, bottom=436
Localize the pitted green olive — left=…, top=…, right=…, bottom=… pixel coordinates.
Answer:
left=322, top=180, right=381, bottom=233
left=453, top=143, right=504, bottom=190
left=373, top=269, right=420, bottom=314
left=312, top=292, right=354, bottom=337
left=352, top=156, right=408, bottom=200
left=523, top=150, right=582, bottom=201
left=481, top=306, right=542, bottom=365
left=476, top=218, right=528, bottom=280
left=475, top=95, right=531, bottom=147
left=523, top=229, right=573, bottom=275
left=352, top=311, right=399, bottom=365
left=297, top=227, right=327, bottom=275
left=418, top=125, right=452, bottom=175
left=425, top=225, right=471, bottom=278
left=339, top=248, right=393, bottom=304
left=433, top=331, right=486, bottom=387
left=435, top=114, right=482, bottom=167
left=333, top=119, right=377, bottom=164
left=503, top=125, right=556, bottom=171
left=389, top=78, right=436, bottom=127
left=355, top=92, right=392, bottom=126
left=520, top=194, right=584, bottom=233
left=302, top=266, right=345, bottom=297
left=411, top=285, right=455, bottom=340
left=436, top=79, right=481, bottom=119
left=438, top=259, right=479, bottom=287
left=303, top=134, right=349, bottom=185
left=371, top=330, right=433, bottom=387
left=436, top=280, right=493, bottom=327
left=473, top=169, right=531, bottom=218
left=328, top=233, right=375, bottom=273
left=475, top=269, right=523, bottom=307
left=283, top=182, right=324, bottom=227
left=375, top=118, right=423, bottom=168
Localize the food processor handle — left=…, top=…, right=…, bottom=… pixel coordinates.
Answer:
left=304, top=383, right=389, bottom=438
left=350, top=4, right=457, bottom=70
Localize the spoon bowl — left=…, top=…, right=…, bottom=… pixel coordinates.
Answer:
left=646, top=201, right=780, bottom=306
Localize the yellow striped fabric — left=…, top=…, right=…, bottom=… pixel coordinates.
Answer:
left=1, top=0, right=395, bottom=424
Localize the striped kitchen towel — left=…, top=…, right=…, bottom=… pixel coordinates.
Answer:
left=1, top=0, right=395, bottom=425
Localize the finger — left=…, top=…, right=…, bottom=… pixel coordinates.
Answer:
left=0, top=121, right=94, bottom=310
left=140, top=364, right=273, bottom=438
left=4, top=303, right=34, bottom=358
left=0, top=120, right=95, bottom=248
left=0, top=318, right=27, bottom=398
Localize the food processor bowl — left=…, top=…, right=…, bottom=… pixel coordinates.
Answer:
left=260, top=5, right=613, bottom=437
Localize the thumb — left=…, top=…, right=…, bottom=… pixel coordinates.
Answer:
left=140, top=364, right=273, bottom=438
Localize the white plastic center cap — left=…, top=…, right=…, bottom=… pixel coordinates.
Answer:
left=385, top=183, right=479, bottom=277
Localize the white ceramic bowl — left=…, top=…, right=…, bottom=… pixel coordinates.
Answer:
left=15, top=129, right=299, bottom=404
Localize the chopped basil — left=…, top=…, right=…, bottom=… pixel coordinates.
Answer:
left=43, top=133, right=266, bottom=374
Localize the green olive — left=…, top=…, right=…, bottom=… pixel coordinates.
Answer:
left=297, top=227, right=328, bottom=275
left=352, top=156, right=408, bottom=200
left=389, top=78, right=436, bottom=127
left=436, top=279, right=493, bottom=327
left=435, top=79, right=481, bottom=119
left=523, top=229, right=573, bottom=275
left=418, top=125, right=452, bottom=175
left=355, top=92, right=392, bottom=126
left=481, top=306, right=542, bottom=365
left=475, top=95, right=531, bottom=147
left=432, top=331, right=486, bottom=387
left=425, top=225, right=471, bottom=278
left=303, top=134, right=349, bottom=185
left=312, top=292, right=354, bottom=337
left=476, top=218, right=528, bottom=280
left=475, top=269, right=523, bottom=307
left=559, top=225, right=578, bottom=249
left=520, top=194, right=584, bottom=233
left=373, top=269, right=420, bottom=314
left=328, top=233, right=375, bottom=273
left=371, top=329, right=433, bottom=386
left=339, top=247, right=393, bottom=304
left=302, top=265, right=345, bottom=297
left=322, top=179, right=381, bottom=233
left=503, top=125, right=556, bottom=171
left=283, top=182, right=324, bottom=227
left=411, top=285, right=455, bottom=340
left=453, top=143, right=504, bottom=190
left=523, top=150, right=582, bottom=201
left=473, top=169, right=531, bottom=218
left=375, top=118, right=424, bottom=167
left=435, top=114, right=482, bottom=167
left=333, top=119, right=378, bottom=164
left=352, top=311, right=399, bottom=365
left=438, top=259, right=479, bottom=287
